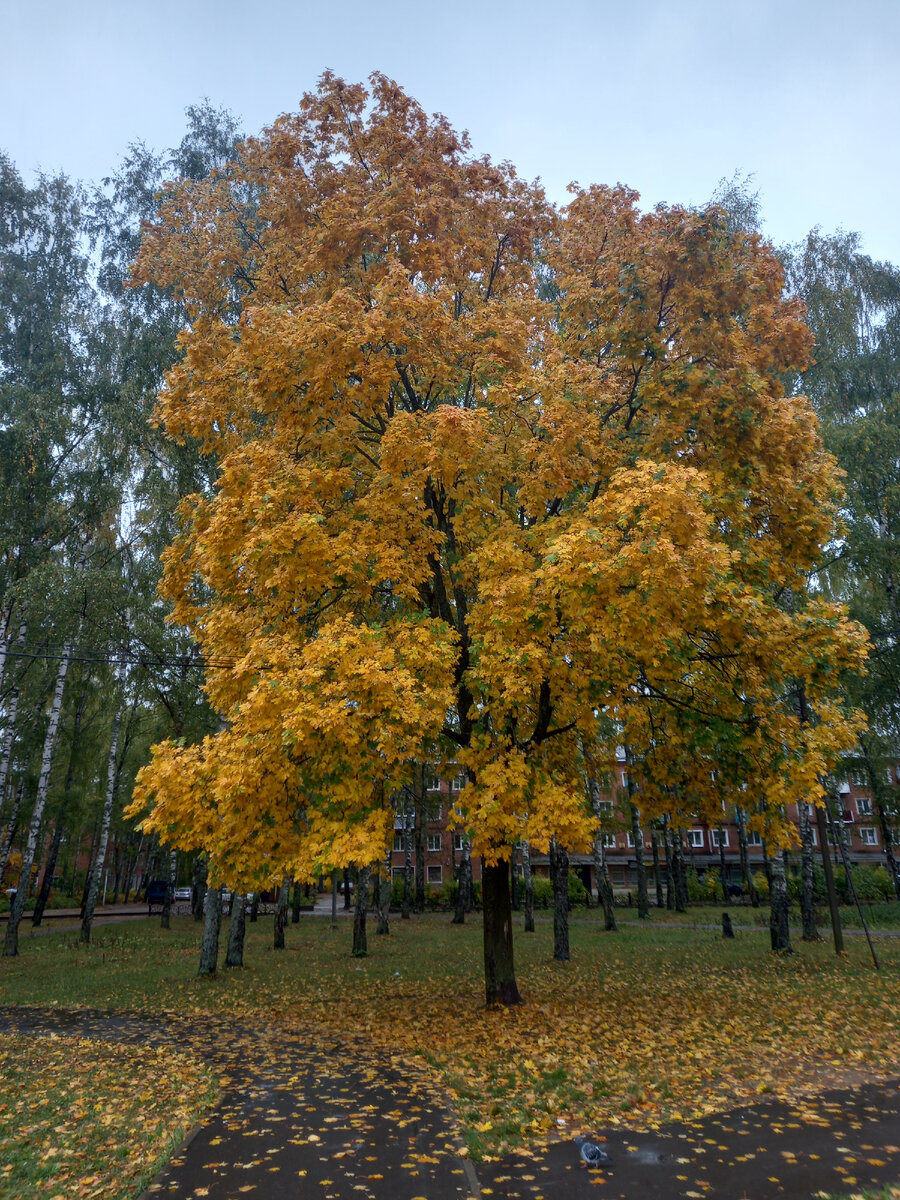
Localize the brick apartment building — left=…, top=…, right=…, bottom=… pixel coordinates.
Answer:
left=390, top=754, right=900, bottom=898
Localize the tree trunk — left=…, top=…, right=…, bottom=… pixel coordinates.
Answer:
left=522, top=840, right=535, bottom=932
left=629, top=801, right=650, bottom=918
left=650, top=824, right=664, bottom=908
left=662, top=816, right=675, bottom=910
left=0, top=779, right=24, bottom=886
left=452, top=835, right=472, bottom=924
left=375, top=858, right=390, bottom=934
left=291, top=879, right=302, bottom=923
left=352, top=865, right=370, bottom=956
left=482, top=860, right=521, bottom=1006
left=592, top=826, right=617, bottom=931
left=127, top=832, right=146, bottom=899
left=0, top=621, right=26, bottom=804
left=672, top=827, right=688, bottom=912
left=401, top=801, right=412, bottom=919
left=4, top=642, right=71, bottom=958
left=79, top=818, right=101, bottom=916
left=198, top=885, right=222, bottom=975
left=249, top=889, right=260, bottom=923
left=32, top=820, right=65, bottom=927
left=81, top=705, right=122, bottom=945
left=331, top=870, right=338, bottom=928
left=34, top=666, right=92, bottom=921
left=587, top=772, right=617, bottom=930
left=510, top=843, right=520, bottom=910
left=0, top=682, right=22, bottom=810
left=274, top=878, right=289, bottom=949
left=798, top=801, right=819, bottom=940
left=225, top=892, right=246, bottom=967
left=161, top=848, right=176, bottom=930
left=736, top=808, right=759, bottom=906
left=192, top=855, right=206, bottom=921
left=550, top=838, right=569, bottom=962
left=717, top=823, right=729, bottom=904
left=769, top=850, right=792, bottom=953
left=815, top=802, right=845, bottom=954
left=414, top=784, right=425, bottom=913
left=0, top=608, right=21, bottom=691
left=761, top=834, right=772, bottom=886
left=342, top=867, right=352, bottom=910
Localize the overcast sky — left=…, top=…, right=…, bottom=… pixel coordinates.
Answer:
left=3, top=0, right=898, bottom=262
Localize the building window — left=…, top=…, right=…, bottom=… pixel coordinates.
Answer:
left=747, top=831, right=763, bottom=847
left=711, top=829, right=729, bottom=849
left=453, top=833, right=466, bottom=852
left=626, top=832, right=644, bottom=849
left=602, top=834, right=616, bottom=849
left=857, top=797, right=873, bottom=816
left=426, top=799, right=442, bottom=821
left=427, top=865, right=442, bottom=884
left=391, top=866, right=406, bottom=879
left=620, top=770, right=628, bottom=788
left=451, top=772, right=466, bottom=792
left=427, top=834, right=442, bottom=852
left=850, top=770, right=867, bottom=788
left=686, top=829, right=704, bottom=849
left=393, top=832, right=404, bottom=852
left=859, top=827, right=878, bottom=846
left=598, top=800, right=613, bottom=815
left=425, top=771, right=441, bottom=792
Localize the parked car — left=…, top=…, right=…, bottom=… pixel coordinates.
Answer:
left=174, top=887, right=192, bottom=902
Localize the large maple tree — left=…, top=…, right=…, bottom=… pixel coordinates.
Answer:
left=130, top=74, right=865, bottom=1004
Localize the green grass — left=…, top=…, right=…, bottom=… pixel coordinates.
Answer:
left=0, top=1032, right=216, bottom=1200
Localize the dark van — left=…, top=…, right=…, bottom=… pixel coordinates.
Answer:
left=146, top=880, right=168, bottom=913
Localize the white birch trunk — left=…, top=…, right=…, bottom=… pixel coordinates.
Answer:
left=0, top=603, right=16, bottom=692
left=0, top=623, right=27, bottom=804
left=80, top=704, right=122, bottom=944
left=3, top=641, right=72, bottom=956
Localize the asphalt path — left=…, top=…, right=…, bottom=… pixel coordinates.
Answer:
left=3, top=1007, right=900, bottom=1199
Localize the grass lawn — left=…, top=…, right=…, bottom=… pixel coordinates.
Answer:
left=3, top=907, right=900, bottom=1189
left=0, top=1031, right=216, bottom=1200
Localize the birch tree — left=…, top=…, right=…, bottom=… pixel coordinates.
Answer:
left=3, top=642, right=71, bottom=956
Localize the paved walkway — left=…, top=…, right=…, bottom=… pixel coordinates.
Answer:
left=3, top=1007, right=900, bottom=1198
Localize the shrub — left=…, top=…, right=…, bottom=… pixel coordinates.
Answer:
left=532, top=876, right=552, bottom=908
left=686, top=868, right=706, bottom=903
left=568, top=871, right=588, bottom=907
left=847, top=863, right=894, bottom=903
left=703, top=869, right=724, bottom=903
left=752, top=870, right=770, bottom=902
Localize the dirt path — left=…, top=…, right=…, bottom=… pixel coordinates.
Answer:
left=3, top=1007, right=900, bottom=1199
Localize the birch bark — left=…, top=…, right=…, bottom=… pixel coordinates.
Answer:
left=81, top=704, right=122, bottom=944
left=4, top=641, right=71, bottom=957
left=225, top=892, right=246, bottom=966
left=769, top=850, right=792, bottom=953
left=521, top=840, right=535, bottom=933
left=352, top=865, right=370, bottom=956
left=198, top=884, right=222, bottom=975
left=798, top=801, right=819, bottom=941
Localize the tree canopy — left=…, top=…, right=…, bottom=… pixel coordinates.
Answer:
left=128, top=73, right=867, bottom=1001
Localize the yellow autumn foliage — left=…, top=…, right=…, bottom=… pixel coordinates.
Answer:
left=127, top=73, right=866, bottom=889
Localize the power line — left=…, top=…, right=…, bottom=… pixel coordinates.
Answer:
left=3, top=647, right=253, bottom=672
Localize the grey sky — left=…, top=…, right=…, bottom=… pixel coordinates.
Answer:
left=3, top=0, right=898, bottom=261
